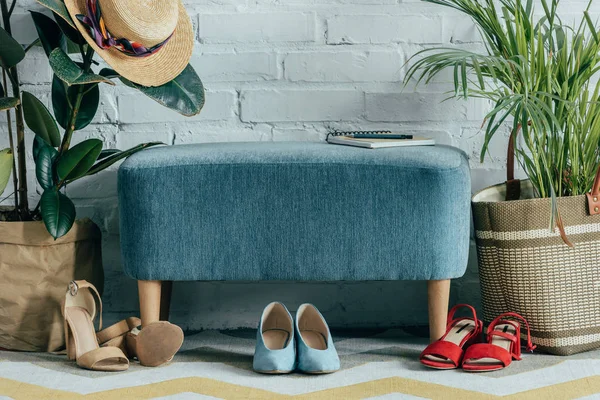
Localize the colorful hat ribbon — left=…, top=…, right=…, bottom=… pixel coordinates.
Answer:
left=75, top=0, right=173, bottom=57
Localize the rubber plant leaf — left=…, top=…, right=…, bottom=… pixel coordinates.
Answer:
left=53, top=12, right=85, bottom=45
left=120, top=64, right=205, bottom=116
left=65, top=37, right=82, bottom=54
left=30, top=11, right=65, bottom=57
left=0, top=148, right=13, bottom=195
left=52, top=74, right=99, bottom=130
left=56, top=138, right=103, bottom=181
left=0, top=97, right=19, bottom=111
left=0, top=27, right=25, bottom=68
left=33, top=135, right=50, bottom=161
left=99, top=68, right=119, bottom=79
left=21, top=91, right=61, bottom=147
left=86, top=142, right=163, bottom=176
left=35, top=145, right=58, bottom=190
left=41, top=188, right=76, bottom=239
left=37, top=0, right=76, bottom=29
left=97, top=149, right=121, bottom=160
left=49, top=48, right=114, bottom=86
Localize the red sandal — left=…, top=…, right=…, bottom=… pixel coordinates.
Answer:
left=419, top=304, right=483, bottom=370
left=462, top=312, right=536, bottom=372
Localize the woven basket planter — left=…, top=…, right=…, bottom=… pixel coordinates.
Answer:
left=472, top=180, right=600, bottom=355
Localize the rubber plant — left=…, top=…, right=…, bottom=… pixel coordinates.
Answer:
left=0, top=0, right=204, bottom=239
left=0, top=0, right=25, bottom=220
left=405, top=0, right=600, bottom=240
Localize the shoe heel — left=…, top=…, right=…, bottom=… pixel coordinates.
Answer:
left=64, top=320, right=76, bottom=361
left=513, top=325, right=522, bottom=360
left=63, top=280, right=129, bottom=371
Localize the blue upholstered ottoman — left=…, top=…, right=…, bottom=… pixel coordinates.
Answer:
left=118, top=142, right=471, bottom=339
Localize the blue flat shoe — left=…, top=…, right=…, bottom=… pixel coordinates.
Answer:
left=295, top=303, right=340, bottom=374
left=253, top=302, right=296, bottom=374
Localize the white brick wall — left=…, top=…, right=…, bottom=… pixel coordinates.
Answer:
left=327, top=15, right=444, bottom=44
left=241, top=89, right=364, bottom=122
left=284, top=50, right=402, bottom=82
left=198, top=13, right=316, bottom=43
left=5, top=0, right=597, bottom=330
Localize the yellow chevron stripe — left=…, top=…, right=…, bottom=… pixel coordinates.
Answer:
left=0, top=377, right=288, bottom=400
left=0, top=375, right=599, bottom=399
left=293, top=377, right=495, bottom=400
left=504, top=375, right=600, bottom=400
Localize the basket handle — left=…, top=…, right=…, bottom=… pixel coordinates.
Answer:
left=586, top=167, right=600, bottom=215
left=505, top=125, right=521, bottom=201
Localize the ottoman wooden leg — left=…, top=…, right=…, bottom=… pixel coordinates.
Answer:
left=427, top=279, right=450, bottom=342
left=139, top=280, right=162, bottom=327
left=160, top=281, right=173, bottom=321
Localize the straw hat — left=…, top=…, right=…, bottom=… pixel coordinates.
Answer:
left=65, top=0, right=193, bottom=87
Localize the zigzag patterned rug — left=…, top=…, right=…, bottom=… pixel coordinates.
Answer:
left=1, top=329, right=599, bottom=399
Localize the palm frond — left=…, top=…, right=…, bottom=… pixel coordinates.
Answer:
left=406, top=0, right=600, bottom=201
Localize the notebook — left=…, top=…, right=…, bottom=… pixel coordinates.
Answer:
left=326, top=131, right=435, bottom=149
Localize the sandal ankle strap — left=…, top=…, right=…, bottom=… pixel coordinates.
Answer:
left=65, top=280, right=103, bottom=331
left=488, top=312, right=536, bottom=352
left=446, top=304, right=483, bottom=333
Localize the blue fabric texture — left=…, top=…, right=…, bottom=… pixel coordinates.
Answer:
left=253, top=302, right=296, bottom=373
left=295, top=304, right=340, bottom=373
left=118, top=142, right=471, bottom=281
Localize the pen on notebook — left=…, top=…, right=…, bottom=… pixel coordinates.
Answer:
left=350, top=134, right=414, bottom=139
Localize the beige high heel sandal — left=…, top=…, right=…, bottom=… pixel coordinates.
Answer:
left=62, top=280, right=129, bottom=371
left=126, top=322, right=184, bottom=367
left=97, top=317, right=184, bottom=367
left=97, top=316, right=141, bottom=357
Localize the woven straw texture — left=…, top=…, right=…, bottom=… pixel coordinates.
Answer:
left=100, top=0, right=178, bottom=47
left=64, top=0, right=193, bottom=87
left=472, top=181, right=600, bottom=356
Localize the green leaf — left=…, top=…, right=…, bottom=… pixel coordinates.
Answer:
left=49, top=48, right=114, bottom=86
left=56, top=138, right=103, bottom=181
left=52, top=74, right=99, bottom=130
left=30, top=11, right=65, bottom=57
left=21, top=91, right=61, bottom=147
left=65, top=37, right=82, bottom=54
left=584, top=12, right=599, bottom=45
left=33, top=135, right=49, bottom=160
left=49, top=47, right=82, bottom=82
left=24, top=38, right=41, bottom=54
left=97, top=149, right=121, bottom=160
left=99, top=68, right=119, bottom=79
left=86, top=142, right=163, bottom=176
left=37, top=0, right=76, bottom=29
left=0, top=97, right=19, bottom=111
left=35, top=145, right=58, bottom=190
left=121, top=64, right=205, bottom=116
left=0, top=27, right=25, bottom=68
left=41, top=188, right=75, bottom=239
left=461, top=59, right=468, bottom=98
left=0, top=148, right=13, bottom=194
left=53, top=12, right=84, bottom=45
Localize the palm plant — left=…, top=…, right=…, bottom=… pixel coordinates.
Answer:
left=0, top=0, right=204, bottom=239
left=405, top=0, right=600, bottom=233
